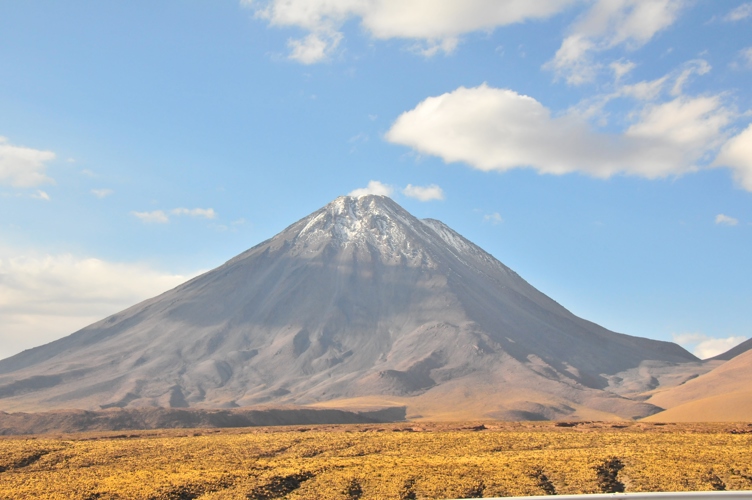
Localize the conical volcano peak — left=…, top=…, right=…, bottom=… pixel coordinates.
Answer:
left=324, top=195, right=407, bottom=222
left=0, top=194, right=699, bottom=420
left=289, top=195, right=432, bottom=263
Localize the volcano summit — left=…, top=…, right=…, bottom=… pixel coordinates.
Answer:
left=0, top=195, right=703, bottom=420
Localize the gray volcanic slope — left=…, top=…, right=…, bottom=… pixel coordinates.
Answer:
left=0, top=196, right=698, bottom=419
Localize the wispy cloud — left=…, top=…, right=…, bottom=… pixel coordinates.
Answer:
left=673, top=332, right=747, bottom=359
left=171, top=207, right=217, bottom=219
left=31, top=190, right=51, bottom=201
left=132, top=207, right=217, bottom=224
left=0, top=136, right=56, bottom=187
left=484, top=212, right=503, bottom=224
left=91, top=188, right=114, bottom=199
left=545, top=0, right=684, bottom=85
left=402, top=183, right=444, bottom=201
left=738, top=47, right=752, bottom=69
left=724, top=2, right=752, bottom=22
left=715, top=214, right=739, bottom=226
left=132, top=210, right=169, bottom=224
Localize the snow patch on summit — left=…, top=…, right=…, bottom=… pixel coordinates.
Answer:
left=291, top=196, right=434, bottom=266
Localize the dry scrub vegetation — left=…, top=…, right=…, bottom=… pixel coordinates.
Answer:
left=1, top=421, right=752, bottom=499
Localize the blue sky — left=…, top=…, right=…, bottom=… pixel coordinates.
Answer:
left=1, top=0, right=751, bottom=360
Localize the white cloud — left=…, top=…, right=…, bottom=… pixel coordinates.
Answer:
left=0, top=136, right=56, bottom=187
left=246, top=0, right=580, bottom=63
left=0, top=249, right=193, bottom=360
left=132, top=210, right=170, bottom=224
left=132, top=207, right=217, bottom=224
left=171, top=207, right=217, bottom=219
left=547, top=0, right=683, bottom=85
left=567, top=59, right=715, bottom=131
left=673, top=333, right=747, bottom=360
left=610, top=59, right=636, bottom=81
left=715, top=214, right=739, bottom=226
left=715, top=124, right=752, bottom=191
left=348, top=180, right=394, bottom=197
left=288, top=31, right=343, bottom=64
left=670, top=59, right=711, bottom=96
left=409, top=37, right=460, bottom=58
left=739, top=47, right=752, bottom=68
left=618, top=76, right=668, bottom=101
left=402, top=183, right=444, bottom=201
left=31, top=190, right=51, bottom=201
left=484, top=212, right=503, bottom=224
left=386, top=84, right=732, bottom=181
left=91, top=188, right=114, bottom=199
left=724, top=2, right=752, bottom=22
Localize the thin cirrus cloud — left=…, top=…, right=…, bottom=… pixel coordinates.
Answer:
left=0, top=136, right=56, bottom=188
left=715, top=214, right=739, bottom=226
left=740, top=47, right=752, bottom=68
left=385, top=83, right=752, bottom=189
left=244, top=0, right=580, bottom=64
left=484, top=212, right=503, bottom=224
left=131, top=207, right=217, bottom=224
left=91, top=188, right=114, bottom=199
left=170, top=207, right=217, bottom=219
left=673, top=332, right=748, bottom=359
left=545, top=0, right=684, bottom=85
left=724, top=2, right=752, bottom=22
left=132, top=210, right=170, bottom=224
left=0, top=249, right=193, bottom=360
left=31, top=190, right=51, bottom=201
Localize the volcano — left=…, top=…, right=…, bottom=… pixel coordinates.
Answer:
left=0, top=195, right=700, bottom=420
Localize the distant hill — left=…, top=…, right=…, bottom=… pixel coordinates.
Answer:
left=709, top=337, right=752, bottom=361
left=0, top=195, right=701, bottom=421
left=644, top=349, right=752, bottom=422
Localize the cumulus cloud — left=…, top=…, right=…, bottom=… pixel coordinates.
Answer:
left=132, top=210, right=169, bottom=224
left=91, top=188, right=114, bottom=199
left=0, top=136, right=56, bottom=187
left=673, top=333, right=748, bottom=360
left=0, top=249, right=194, bottom=359
left=715, top=214, right=739, bottom=226
left=246, top=0, right=580, bottom=63
left=546, top=0, right=683, bottom=85
left=715, top=124, right=752, bottom=191
left=386, top=84, right=733, bottom=181
left=724, top=2, right=752, bottom=22
left=348, top=180, right=394, bottom=197
left=171, top=207, right=217, bottom=219
left=402, top=183, right=444, bottom=201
